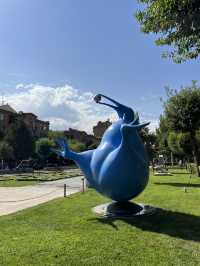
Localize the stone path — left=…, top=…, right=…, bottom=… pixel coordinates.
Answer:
left=0, top=176, right=84, bottom=216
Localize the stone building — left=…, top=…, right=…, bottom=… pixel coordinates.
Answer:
left=0, top=104, right=17, bottom=133
left=64, top=128, right=97, bottom=147
left=0, top=104, right=49, bottom=138
left=64, top=120, right=112, bottom=150
left=93, top=120, right=111, bottom=139
left=20, top=112, right=49, bottom=137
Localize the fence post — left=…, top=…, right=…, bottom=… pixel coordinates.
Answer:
left=64, top=184, right=67, bottom=197
left=81, top=177, right=85, bottom=193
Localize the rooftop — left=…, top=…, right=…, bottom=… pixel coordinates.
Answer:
left=0, top=104, right=17, bottom=114
left=21, top=112, right=37, bottom=118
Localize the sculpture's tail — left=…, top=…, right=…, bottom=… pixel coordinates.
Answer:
left=52, top=138, right=76, bottom=160
left=52, top=138, right=94, bottom=168
left=52, top=138, right=96, bottom=187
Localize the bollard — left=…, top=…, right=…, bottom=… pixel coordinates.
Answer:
left=81, top=177, right=85, bottom=193
left=64, top=184, right=67, bottom=197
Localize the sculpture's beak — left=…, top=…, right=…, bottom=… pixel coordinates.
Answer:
left=94, top=94, right=135, bottom=122
left=134, top=122, right=150, bottom=130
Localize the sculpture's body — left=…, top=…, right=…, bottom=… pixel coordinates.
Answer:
left=54, top=94, right=150, bottom=202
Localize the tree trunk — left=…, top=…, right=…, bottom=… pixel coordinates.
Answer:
left=191, top=132, right=200, bottom=177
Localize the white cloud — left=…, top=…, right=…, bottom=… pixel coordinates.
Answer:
left=16, top=83, right=25, bottom=90
left=16, top=83, right=36, bottom=90
left=6, top=84, right=117, bottom=133
left=5, top=83, right=159, bottom=133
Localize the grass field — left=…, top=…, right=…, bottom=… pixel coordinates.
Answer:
left=0, top=170, right=199, bottom=265
left=0, top=168, right=82, bottom=187
left=0, top=179, right=38, bottom=187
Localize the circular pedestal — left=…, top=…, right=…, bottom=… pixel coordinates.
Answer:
left=92, top=201, right=156, bottom=218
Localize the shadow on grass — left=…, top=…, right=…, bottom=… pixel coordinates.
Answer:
left=91, top=208, right=200, bottom=242
left=154, top=182, right=200, bottom=188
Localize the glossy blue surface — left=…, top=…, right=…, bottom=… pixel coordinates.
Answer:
left=53, top=94, right=150, bottom=202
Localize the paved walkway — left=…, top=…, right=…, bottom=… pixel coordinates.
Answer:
left=0, top=176, right=84, bottom=216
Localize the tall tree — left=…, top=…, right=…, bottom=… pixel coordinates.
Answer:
left=167, top=132, right=182, bottom=156
left=5, top=118, right=35, bottom=161
left=136, top=1, right=200, bottom=62
left=0, top=141, right=14, bottom=162
left=163, top=81, right=200, bottom=176
left=167, top=131, right=193, bottom=159
left=156, top=115, right=171, bottom=156
left=35, top=138, right=55, bottom=162
left=68, top=139, right=86, bottom=152
left=48, top=131, right=86, bottom=152
left=48, top=130, right=65, bottom=140
left=140, top=127, right=157, bottom=162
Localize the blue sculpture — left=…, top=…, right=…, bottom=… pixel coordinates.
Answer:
left=54, top=94, right=150, bottom=203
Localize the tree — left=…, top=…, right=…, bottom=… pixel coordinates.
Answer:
left=177, top=132, right=193, bottom=158
left=5, top=118, right=35, bottom=161
left=167, top=132, right=182, bottom=156
left=196, top=130, right=200, bottom=154
left=35, top=138, right=55, bottom=161
left=167, top=131, right=193, bottom=158
left=136, top=1, right=200, bottom=62
left=163, top=81, right=200, bottom=176
left=48, top=130, right=65, bottom=140
left=0, top=141, right=14, bottom=162
left=68, top=139, right=86, bottom=152
left=156, top=115, right=171, bottom=157
left=140, top=127, right=157, bottom=162
left=0, top=130, right=4, bottom=141
left=48, top=130, right=86, bottom=152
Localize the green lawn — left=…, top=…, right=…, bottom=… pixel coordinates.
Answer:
left=0, top=171, right=199, bottom=265
left=0, top=168, right=82, bottom=187
left=0, top=179, right=38, bottom=187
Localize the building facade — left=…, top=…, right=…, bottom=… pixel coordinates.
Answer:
left=64, top=128, right=97, bottom=147
left=93, top=120, right=111, bottom=139
left=0, top=104, right=49, bottom=138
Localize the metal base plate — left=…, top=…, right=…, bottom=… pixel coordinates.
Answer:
left=92, top=201, right=156, bottom=218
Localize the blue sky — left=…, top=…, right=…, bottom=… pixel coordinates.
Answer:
left=0, top=0, right=200, bottom=132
